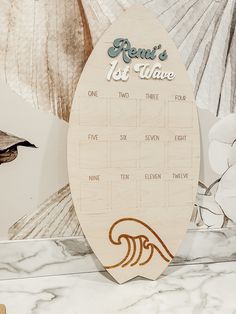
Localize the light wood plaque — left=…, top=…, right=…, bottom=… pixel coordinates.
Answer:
left=68, top=5, right=200, bottom=284
left=0, top=305, right=6, bottom=314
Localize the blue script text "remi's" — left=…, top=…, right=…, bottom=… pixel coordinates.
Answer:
left=107, top=38, right=168, bottom=64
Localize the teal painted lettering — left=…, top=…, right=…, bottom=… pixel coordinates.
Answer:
left=107, top=38, right=164, bottom=63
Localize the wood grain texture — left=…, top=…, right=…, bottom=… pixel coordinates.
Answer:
left=1, top=1, right=235, bottom=240
left=82, top=0, right=236, bottom=117
left=0, top=130, right=35, bottom=164
left=0, top=305, right=6, bottom=314
left=68, top=5, right=200, bottom=283
left=8, top=184, right=81, bottom=240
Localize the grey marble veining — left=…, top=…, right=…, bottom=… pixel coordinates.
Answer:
left=0, top=237, right=102, bottom=280
left=0, top=228, right=235, bottom=281
left=0, top=261, right=235, bottom=314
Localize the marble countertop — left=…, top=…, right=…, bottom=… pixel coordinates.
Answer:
left=0, top=261, right=235, bottom=314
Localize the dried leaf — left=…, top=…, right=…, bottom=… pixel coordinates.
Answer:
left=0, top=131, right=35, bottom=165
left=0, top=0, right=93, bottom=122
left=8, top=184, right=82, bottom=240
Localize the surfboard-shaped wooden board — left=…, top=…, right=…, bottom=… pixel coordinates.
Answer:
left=68, top=5, right=200, bottom=284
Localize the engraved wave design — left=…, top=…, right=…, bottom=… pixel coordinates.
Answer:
left=105, top=218, right=174, bottom=269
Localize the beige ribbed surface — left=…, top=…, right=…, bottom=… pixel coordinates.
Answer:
left=0, top=0, right=92, bottom=122
left=9, top=184, right=81, bottom=240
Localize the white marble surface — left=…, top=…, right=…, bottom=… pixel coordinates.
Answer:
left=0, top=261, right=235, bottom=314
left=1, top=228, right=236, bottom=281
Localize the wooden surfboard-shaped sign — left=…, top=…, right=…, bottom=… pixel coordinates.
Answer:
left=68, top=5, right=200, bottom=283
